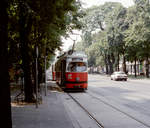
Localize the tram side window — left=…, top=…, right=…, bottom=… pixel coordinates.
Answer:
left=67, top=62, right=87, bottom=72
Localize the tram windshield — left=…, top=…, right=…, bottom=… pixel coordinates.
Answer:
left=67, top=62, right=87, bottom=72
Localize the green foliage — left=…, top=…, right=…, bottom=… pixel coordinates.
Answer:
left=76, top=2, right=126, bottom=70
left=76, top=1, right=150, bottom=76
left=125, top=0, right=150, bottom=61
left=8, top=0, right=83, bottom=72
left=8, top=0, right=84, bottom=100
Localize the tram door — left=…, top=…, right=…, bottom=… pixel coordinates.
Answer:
left=61, top=60, right=66, bottom=86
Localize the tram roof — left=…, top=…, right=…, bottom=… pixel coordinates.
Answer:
left=67, top=51, right=87, bottom=58
left=57, top=50, right=87, bottom=59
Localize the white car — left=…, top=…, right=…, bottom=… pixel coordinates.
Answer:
left=111, top=71, right=127, bottom=81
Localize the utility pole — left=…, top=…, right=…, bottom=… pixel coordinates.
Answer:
left=44, top=43, right=47, bottom=96
left=35, top=46, right=38, bottom=108
left=44, top=55, right=47, bottom=96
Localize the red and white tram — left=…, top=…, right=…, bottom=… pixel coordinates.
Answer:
left=52, top=64, right=56, bottom=81
left=55, top=50, right=88, bottom=91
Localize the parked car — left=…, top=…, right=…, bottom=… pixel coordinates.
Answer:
left=111, top=71, right=127, bottom=81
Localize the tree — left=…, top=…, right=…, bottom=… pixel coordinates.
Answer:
left=80, top=2, right=122, bottom=51
left=7, top=0, right=84, bottom=102
left=76, top=2, right=128, bottom=74
left=125, top=0, right=150, bottom=77
left=0, top=0, right=12, bottom=127
left=76, top=1, right=150, bottom=77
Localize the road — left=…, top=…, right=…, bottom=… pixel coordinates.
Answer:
left=61, top=74, right=150, bottom=128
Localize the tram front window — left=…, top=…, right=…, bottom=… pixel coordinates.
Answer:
left=67, top=62, right=87, bottom=72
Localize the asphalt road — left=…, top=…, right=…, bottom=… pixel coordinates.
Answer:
left=63, top=74, right=150, bottom=128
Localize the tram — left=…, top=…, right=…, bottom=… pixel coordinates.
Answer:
left=55, top=50, right=88, bottom=91
left=52, top=64, right=56, bottom=81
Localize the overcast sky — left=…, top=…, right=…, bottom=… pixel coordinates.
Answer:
left=81, top=0, right=134, bottom=8
left=62, top=0, right=134, bottom=51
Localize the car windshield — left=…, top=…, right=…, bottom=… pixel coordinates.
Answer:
left=67, top=62, right=87, bottom=72
left=115, top=72, right=125, bottom=74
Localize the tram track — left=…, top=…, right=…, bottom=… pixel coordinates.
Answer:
left=87, top=91, right=150, bottom=128
left=67, top=93, right=104, bottom=128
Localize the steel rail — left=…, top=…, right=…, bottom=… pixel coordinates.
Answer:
left=67, top=93, right=104, bottom=128
left=87, top=92, right=150, bottom=128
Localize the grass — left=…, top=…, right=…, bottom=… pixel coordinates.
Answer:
left=128, top=74, right=150, bottom=80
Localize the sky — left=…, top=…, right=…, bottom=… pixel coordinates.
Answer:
left=62, top=0, right=134, bottom=51
left=81, top=0, right=134, bottom=8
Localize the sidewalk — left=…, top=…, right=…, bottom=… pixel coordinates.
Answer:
left=11, top=81, right=74, bottom=128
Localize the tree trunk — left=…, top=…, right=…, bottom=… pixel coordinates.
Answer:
left=145, top=56, right=149, bottom=78
left=131, top=63, right=132, bottom=75
left=109, top=63, right=113, bottom=74
left=38, top=60, right=44, bottom=84
left=104, top=54, right=109, bottom=74
left=106, top=64, right=109, bottom=74
left=137, top=63, right=140, bottom=76
left=134, top=57, right=137, bottom=77
left=32, top=61, right=36, bottom=93
left=0, top=1, right=12, bottom=127
left=115, top=53, right=119, bottom=71
left=117, top=53, right=120, bottom=71
left=122, top=54, right=126, bottom=73
left=107, top=54, right=114, bottom=74
left=19, top=1, right=34, bottom=102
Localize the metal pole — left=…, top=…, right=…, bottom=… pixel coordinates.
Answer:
left=35, top=46, right=38, bottom=108
left=45, top=56, right=47, bottom=96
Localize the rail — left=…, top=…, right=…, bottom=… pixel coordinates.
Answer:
left=67, top=93, right=104, bottom=128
